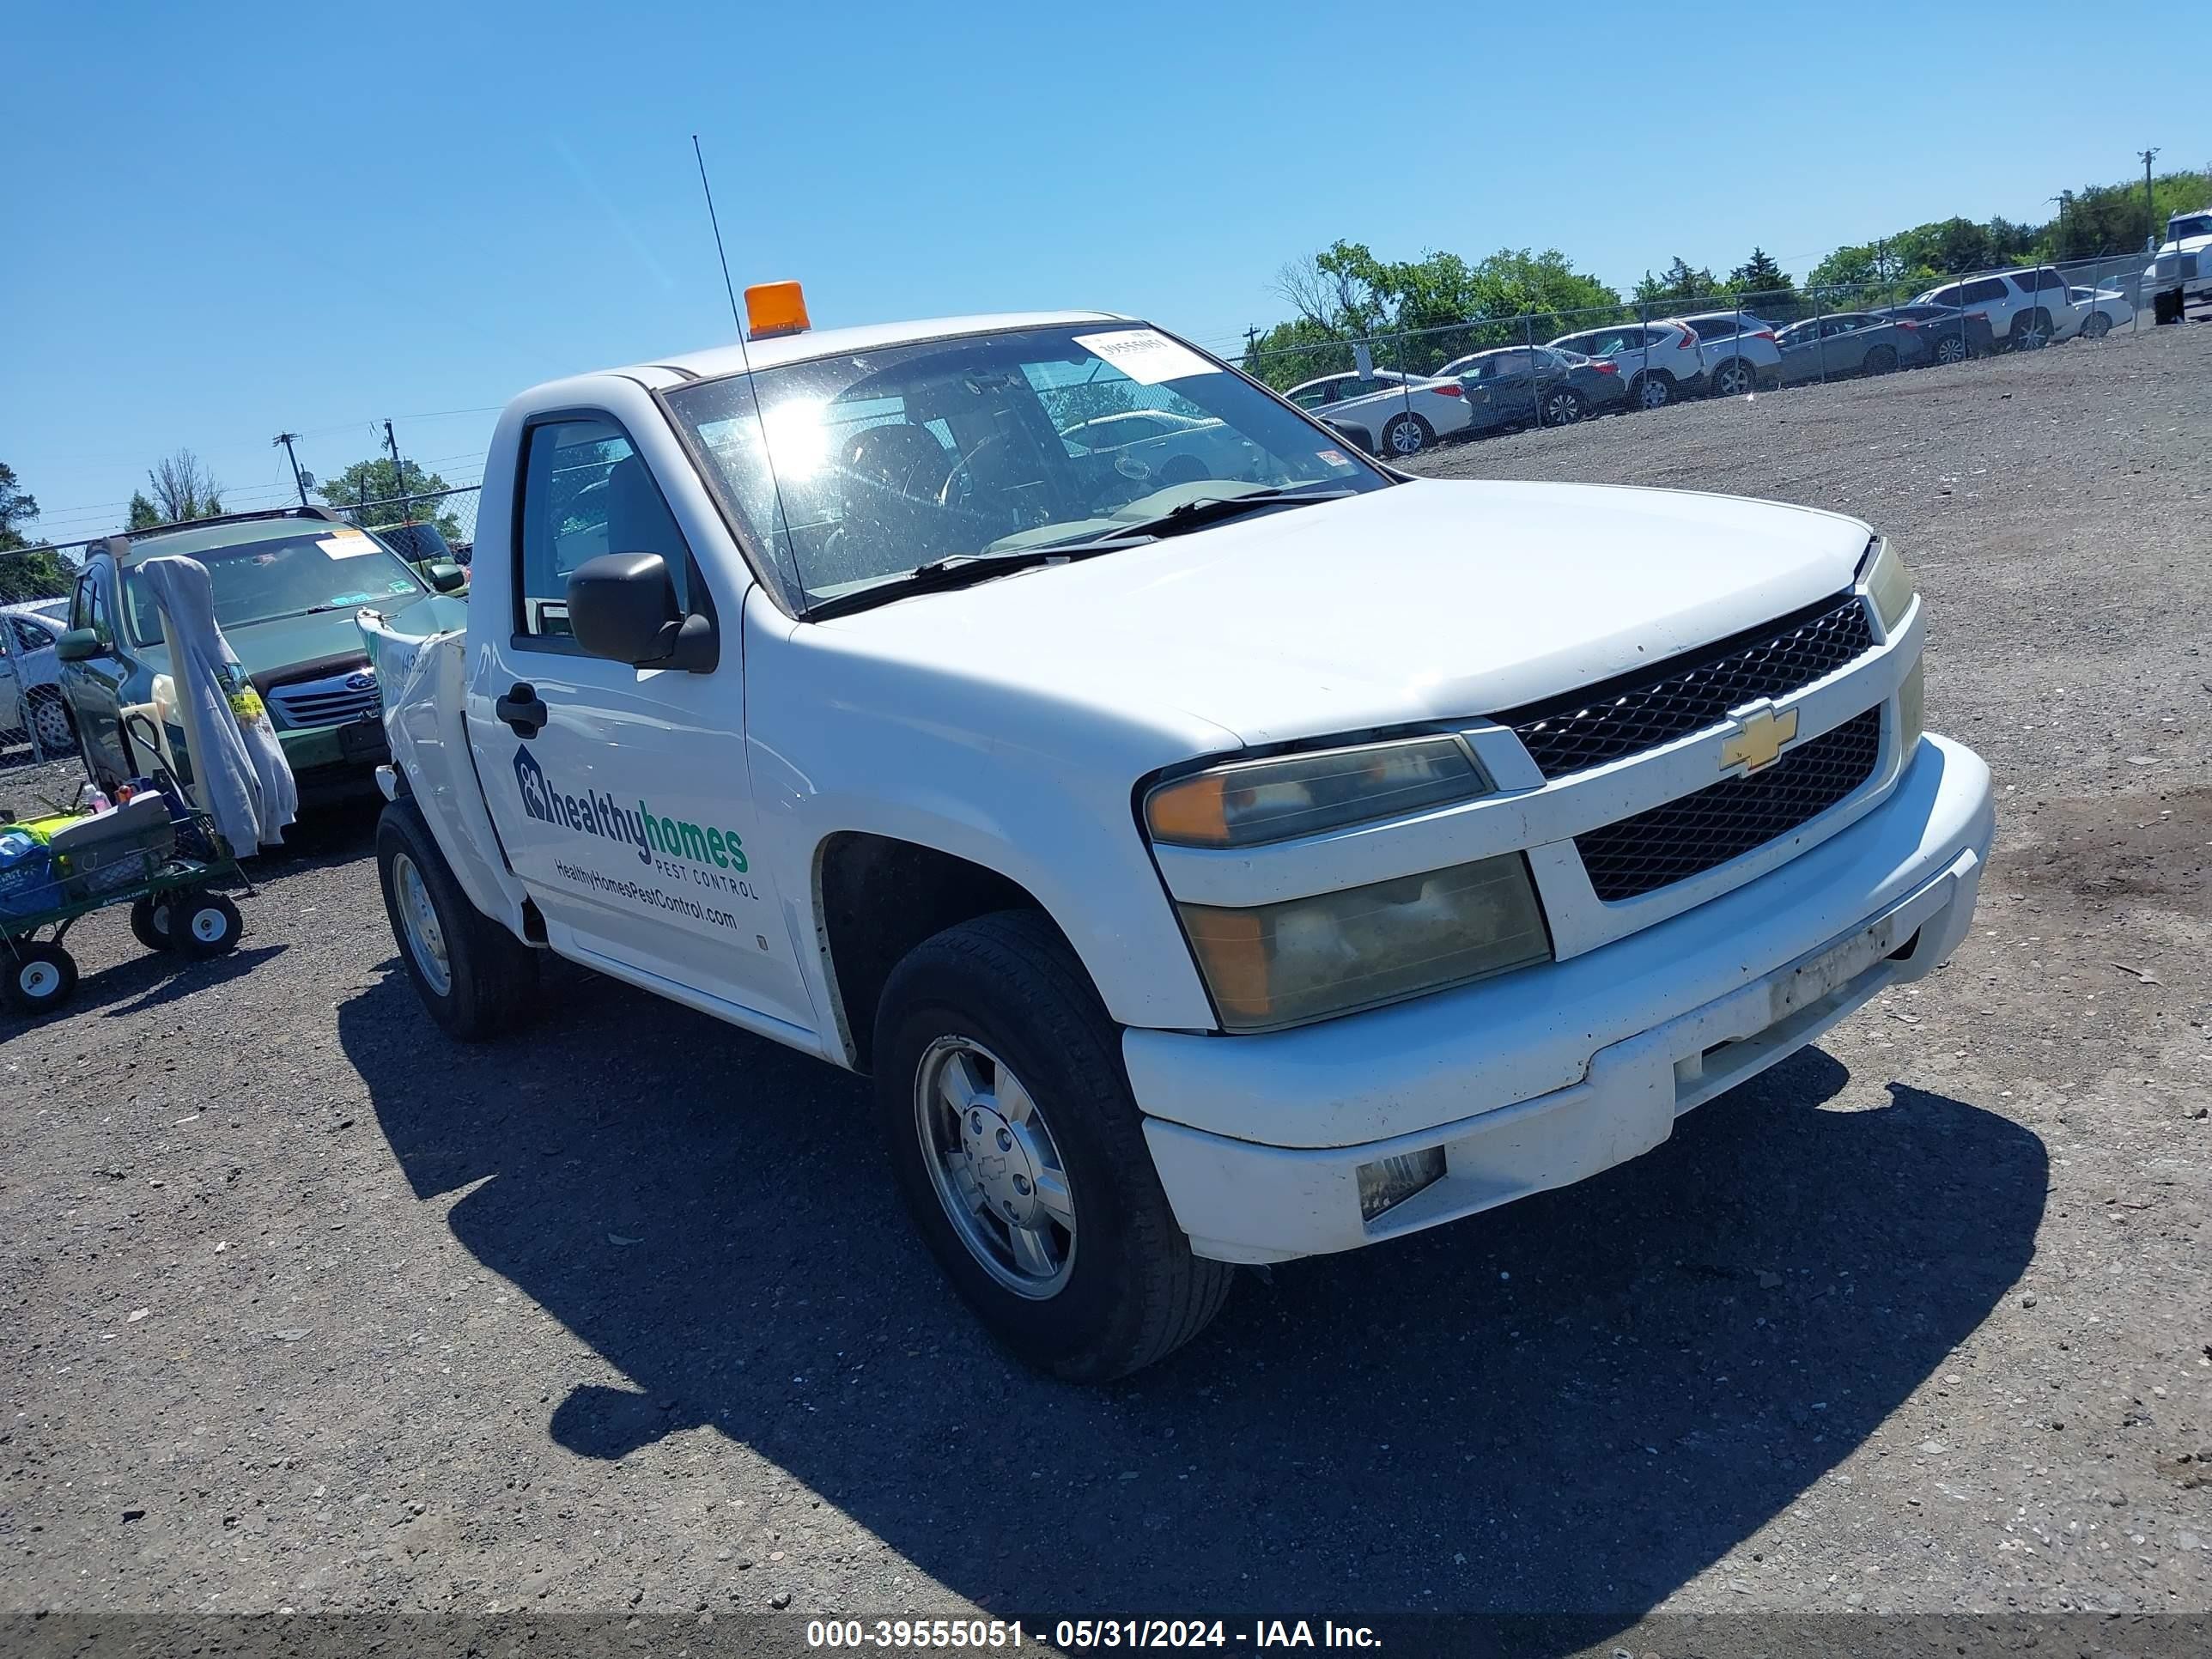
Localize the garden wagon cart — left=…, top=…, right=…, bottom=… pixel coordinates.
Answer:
left=0, top=800, right=248, bottom=1017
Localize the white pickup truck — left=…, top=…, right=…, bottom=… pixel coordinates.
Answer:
left=2145, top=208, right=2212, bottom=323
left=362, top=294, right=1994, bottom=1380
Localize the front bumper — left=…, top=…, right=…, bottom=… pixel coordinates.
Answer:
left=277, top=720, right=389, bottom=800
left=1130, top=733, right=1993, bottom=1265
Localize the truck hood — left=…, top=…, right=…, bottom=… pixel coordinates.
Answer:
left=132, top=589, right=467, bottom=680
left=818, top=479, right=1875, bottom=751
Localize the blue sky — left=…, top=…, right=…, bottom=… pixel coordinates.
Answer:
left=5, top=0, right=2200, bottom=543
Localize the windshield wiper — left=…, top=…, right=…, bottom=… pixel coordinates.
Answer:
left=804, top=541, right=1136, bottom=622
left=1109, top=483, right=1356, bottom=540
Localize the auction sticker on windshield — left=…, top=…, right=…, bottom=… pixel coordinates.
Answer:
left=1074, top=329, right=1218, bottom=386
left=317, top=532, right=380, bottom=558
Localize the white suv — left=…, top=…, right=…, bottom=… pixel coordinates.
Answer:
left=1547, top=319, right=1706, bottom=410
left=1912, top=268, right=2083, bottom=350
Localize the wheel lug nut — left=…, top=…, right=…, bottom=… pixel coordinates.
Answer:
left=969, top=1111, right=983, bottom=1134
left=996, top=1128, right=1012, bottom=1152
left=1013, top=1176, right=1030, bottom=1195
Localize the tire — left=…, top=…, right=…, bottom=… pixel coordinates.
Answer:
left=1709, top=357, right=1754, bottom=398
left=375, top=796, right=540, bottom=1039
left=170, top=890, right=242, bottom=959
left=1934, top=332, right=1968, bottom=366
left=874, top=910, right=1235, bottom=1382
left=2081, top=311, right=2112, bottom=340
left=1629, top=372, right=1675, bottom=411
left=1380, top=412, right=1431, bottom=458
left=129, top=893, right=175, bottom=953
left=26, top=690, right=75, bottom=756
left=3, top=941, right=77, bottom=1017
left=2009, top=308, right=2052, bottom=350
left=1863, top=344, right=1899, bottom=375
left=1537, top=386, right=1585, bottom=427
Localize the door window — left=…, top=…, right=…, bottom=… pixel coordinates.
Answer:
left=9, top=617, right=52, bottom=653
left=516, top=418, right=691, bottom=640
left=1960, top=278, right=2009, bottom=304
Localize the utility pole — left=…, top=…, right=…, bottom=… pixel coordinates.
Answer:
left=2140, top=149, right=2160, bottom=249
left=383, top=420, right=410, bottom=523
left=272, top=432, right=309, bottom=506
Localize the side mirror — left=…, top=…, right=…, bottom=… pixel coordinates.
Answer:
left=567, top=552, right=717, bottom=673
left=55, top=628, right=104, bottom=663
left=425, top=562, right=467, bottom=593
left=1322, top=417, right=1376, bottom=456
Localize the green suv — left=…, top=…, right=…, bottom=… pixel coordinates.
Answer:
left=57, top=507, right=467, bottom=803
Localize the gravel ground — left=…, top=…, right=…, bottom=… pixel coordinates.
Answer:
left=4, top=327, right=2209, bottom=1641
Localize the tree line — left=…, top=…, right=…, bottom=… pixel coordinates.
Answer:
left=1242, top=161, right=2210, bottom=388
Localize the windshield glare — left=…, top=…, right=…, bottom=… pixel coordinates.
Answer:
left=125, top=529, right=426, bottom=645
left=662, top=324, right=1389, bottom=612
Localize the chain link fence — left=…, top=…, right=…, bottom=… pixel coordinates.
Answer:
left=1242, top=251, right=2165, bottom=461
left=0, top=486, right=482, bottom=775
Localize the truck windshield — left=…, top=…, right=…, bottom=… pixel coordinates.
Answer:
left=123, top=529, right=427, bottom=645
left=661, top=323, right=1391, bottom=616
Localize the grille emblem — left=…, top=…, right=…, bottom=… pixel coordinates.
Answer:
left=344, top=672, right=375, bottom=691
left=1721, top=702, right=1799, bottom=774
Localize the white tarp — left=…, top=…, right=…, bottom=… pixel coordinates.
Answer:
left=138, top=556, right=297, bottom=851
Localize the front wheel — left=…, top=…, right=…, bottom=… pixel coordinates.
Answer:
left=1934, top=332, right=1968, bottom=365
left=375, top=796, right=539, bottom=1039
left=1538, top=386, right=1585, bottom=426
left=2081, top=311, right=2112, bottom=340
left=1380, top=412, right=1431, bottom=458
left=875, top=911, right=1234, bottom=1382
left=170, top=890, right=243, bottom=959
left=3, top=941, right=77, bottom=1017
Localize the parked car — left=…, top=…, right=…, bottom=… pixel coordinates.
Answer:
left=1772, top=313, right=1935, bottom=385
left=1440, top=345, right=1628, bottom=428
left=1912, top=268, right=2083, bottom=351
left=368, top=520, right=471, bottom=589
left=2065, top=285, right=2132, bottom=338
left=1059, top=409, right=1264, bottom=486
left=362, top=295, right=1990, bottom=1381
left=1672, top=312, right=1784, bottom=395
left=1546, top=320, right=1707, bottom=410
left=56, top=506, right=469, bottom=803
left=2144, top=208, right=2212, bottom=323
left=0, top=601, right=73, bottom=753
left=1283, top=368, right=1475, bottom=458
left=1868, top=303, right=1996, bottom=365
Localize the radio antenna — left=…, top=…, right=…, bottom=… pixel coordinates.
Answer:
left=692, top=133, right=795, bottom=586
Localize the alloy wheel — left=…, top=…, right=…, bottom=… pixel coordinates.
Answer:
left=915, top=1036, right=1077, bottom=1299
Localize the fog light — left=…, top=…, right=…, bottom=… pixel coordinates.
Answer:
left=1356, top=1147, right=1446, bottom=1223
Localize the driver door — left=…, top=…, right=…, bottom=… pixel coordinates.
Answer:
left=466, top=410, right=816, bottom=1034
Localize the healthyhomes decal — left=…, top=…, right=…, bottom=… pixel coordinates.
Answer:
left=513, top=744, right=750, bottom=875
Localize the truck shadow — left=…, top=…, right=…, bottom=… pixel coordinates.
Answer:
left=338, top=963, right=2045, bottom=1633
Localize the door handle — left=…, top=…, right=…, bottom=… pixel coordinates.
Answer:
left=495, top=682, right=548, bottom=738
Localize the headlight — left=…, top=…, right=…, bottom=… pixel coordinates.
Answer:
left=1146, top=736, right=1490, bottom=848
left=1178, top=854, right=1550, bottom=1032
left=1858, top=537, right=1915, bottom=633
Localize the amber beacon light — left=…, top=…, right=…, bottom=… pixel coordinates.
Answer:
left=745, top=281, right=811, bottom=340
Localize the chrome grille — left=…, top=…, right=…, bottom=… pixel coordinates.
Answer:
left=1498, top=592, right=1875, bottom=779
left=1576, top=708, right=1884, bottom=902
left=267, top=668, right=379, bottom=731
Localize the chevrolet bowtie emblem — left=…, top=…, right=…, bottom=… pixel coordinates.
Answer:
left=1721, top=702, right=1798, bottom=774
